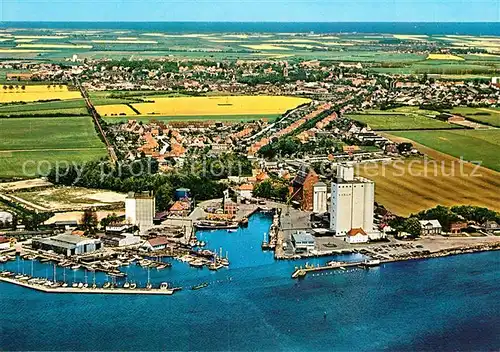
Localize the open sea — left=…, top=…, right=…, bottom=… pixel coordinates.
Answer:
left=0, top=213, right=499, bottom=351
left=0, top=22, right=499, bottom=36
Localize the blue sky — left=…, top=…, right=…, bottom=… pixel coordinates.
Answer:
left=1, top=0, right=499, bottom=22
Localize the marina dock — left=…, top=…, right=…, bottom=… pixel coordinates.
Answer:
left=291, top=260, right=380, bottom=278
left=0, top=276, right=181, bottom=295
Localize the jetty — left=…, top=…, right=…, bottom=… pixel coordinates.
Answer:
left=0, top=275, right=181, bottom=295
left=291, top=260, right=380, bottom=279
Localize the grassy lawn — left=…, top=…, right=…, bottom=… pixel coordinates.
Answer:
left=446, top=107, right=500, bottom=127
left=0, top=99, right=86, bottom=113
left=103, top=114, right=280, bottom=123
left=0, top=116, right=105, bottom=150
left=0, top=149, right=107, bottom=179
left=389, top=129, right=500, bottom=172
left=347, top=113, right=456, bottom=130
left=347, top=106, right=457, bottom=130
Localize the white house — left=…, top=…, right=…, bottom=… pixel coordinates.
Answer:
left=237, top=184, right=254, bottom=199
left=419, top=220, right=442, bottom=235
left=345, top=228, right=369, bottom=244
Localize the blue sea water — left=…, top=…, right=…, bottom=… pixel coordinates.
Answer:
left=0, top=213, right=499, bottom=351
left=0, top=22, right=498, bottom=36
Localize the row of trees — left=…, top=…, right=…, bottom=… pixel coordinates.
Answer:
left=252, top=179, right=289, bottom=202
left=47, top=158, right=225, bottom=212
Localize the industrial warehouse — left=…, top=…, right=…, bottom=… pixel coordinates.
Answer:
left=32, top=234, right=102, bottom=257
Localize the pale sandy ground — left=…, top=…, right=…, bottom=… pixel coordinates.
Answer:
left=10, top=187, right=126, bottom=211
left=0, top=178, right=52, bottom=192
left=44, top=210, right=125, bottom=225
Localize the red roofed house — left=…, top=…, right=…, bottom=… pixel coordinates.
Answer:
left=450, top=221, right=467, bottom=234
left=0, top=236, right=11, bottom=250
left=345, top=228, right=369, bottom=244
left=238, top=183, right=254, bottom=199
left=169, top=200, right=191, bottom=217
left=142, top=236, right=170, bottom=251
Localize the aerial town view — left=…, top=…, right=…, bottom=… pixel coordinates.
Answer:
left=0, top=1, right=499, bottom=351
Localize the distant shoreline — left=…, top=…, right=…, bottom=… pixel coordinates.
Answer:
left=0, top=22, right=498, bottom=36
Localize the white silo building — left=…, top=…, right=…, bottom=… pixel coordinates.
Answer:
left=330, top=163, right=374, bottom=236
left=313, top=182, right=328, bottom=214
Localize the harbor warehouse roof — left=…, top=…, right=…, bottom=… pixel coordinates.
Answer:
left=35, top=234, right=97, bottom=249
left=292, top=232, right=315, bottom=244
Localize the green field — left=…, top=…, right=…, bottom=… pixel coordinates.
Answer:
left=0, top=99, right=86, bottom=113
left=0, top=116, right=106, bottom=178
left=103, top=114, right=280, bottom=124
left=347, top=106, right=458, bottom=130
left=348, top=113, right=457, bottom=130
left=0, top=149, right=107, bottom=178
left=389, top=129, right=500, bottom=172
left=446, top=107, right=500, bottom=127
left=0, top=116, right=105, bottom=150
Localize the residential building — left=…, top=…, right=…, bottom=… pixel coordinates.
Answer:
left=125, top=191, right=155, bottom=233
left=291, top=166, right=319, bottom=211
left=32, top=234, right=102, bottom=257
left=0, top=236, right=11, bottom=250
left=419, top=220, right=442, bottom=235
left=313, top=182, right=327, bottom=214
left=238, top=183, right=254, bottom=199
left=482, top=220, right=499, bottom=232
left=449, top=222, right=467, bottom=234
left=345, top=228, right=369, bottom=244
left=142, top=236, right=170, bottom=251
left=330, top=163, right=374, bottom=236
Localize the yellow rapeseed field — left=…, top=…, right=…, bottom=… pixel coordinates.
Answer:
left=96, top=104, right=138, bottom=116
left=128, top=96, right=310, bottom=116
left=0, top=85, right=81, bottom=103
left=427, top=53, right=465, bottom=61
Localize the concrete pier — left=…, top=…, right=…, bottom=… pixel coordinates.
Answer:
left=0, top=276, right=179, bottom=295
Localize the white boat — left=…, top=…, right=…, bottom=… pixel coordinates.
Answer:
left=159, top=282, right=175, bottom=294
left=227, top=229, right=237, bottom=233
left=123, top=282, right=130, bottom=289
left=103, top=282, right=111, bottom=289
left=72, top=282, right=78, bottom=288
left=129, top=283, right=137, bottom=290
left=78, top=282, right=84, bottom=288
left=62, top=282, right=68, bottom=287
left=71, top=264, right=81, bottom=270
left=83, top=283, right=89, bottom=288
left=190, top=260, right=204, bottom=268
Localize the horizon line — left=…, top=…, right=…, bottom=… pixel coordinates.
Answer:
left=1, top=20, right=499, bottom=24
